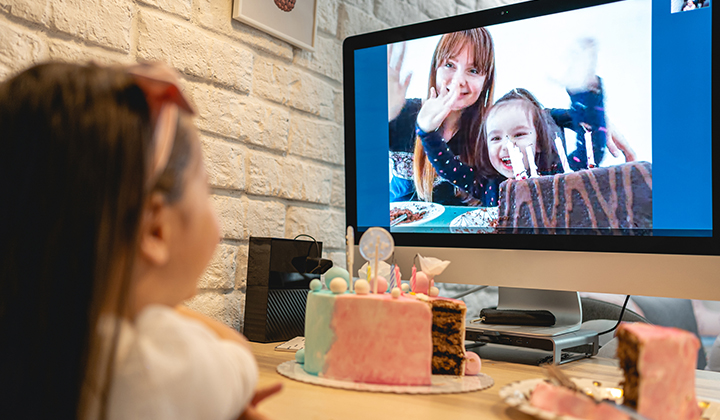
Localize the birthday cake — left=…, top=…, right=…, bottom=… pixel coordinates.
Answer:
left=302, top=287, right=467, bottom=385
left=497, top=162, right=652, bottom=235
left=616, top=322, right=702, bottom=420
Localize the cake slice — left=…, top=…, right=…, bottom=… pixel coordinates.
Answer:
left=616, top=322, right=702, bottom=420
left=530, top=381, right=630, bottom=420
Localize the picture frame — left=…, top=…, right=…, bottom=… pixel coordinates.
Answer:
left=232, top=0, right=318, bottom=52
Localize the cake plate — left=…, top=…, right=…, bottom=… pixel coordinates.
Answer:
left=277, top=361, right=494, bottom=394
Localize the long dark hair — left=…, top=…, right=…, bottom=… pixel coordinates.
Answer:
left=413, top=28, right=496, bottom=201
left=475, top=88, right=561, bottom=178
left=0, top=62, right=192, bottom=419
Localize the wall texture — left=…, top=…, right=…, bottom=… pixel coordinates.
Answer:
left=0, top=0, right=518, bottom=330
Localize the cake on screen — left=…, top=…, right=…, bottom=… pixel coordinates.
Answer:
left=297, top=254, right=472, bottom=386
left=497, top=161, right=652, bottom=234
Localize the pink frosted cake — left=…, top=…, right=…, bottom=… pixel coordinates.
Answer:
left=616, top=322, right=702, bottom=420
left=303, top=288, right=467, bottom=385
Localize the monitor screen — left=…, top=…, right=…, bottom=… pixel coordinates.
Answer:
left=344, top=0, right=717, bottom=259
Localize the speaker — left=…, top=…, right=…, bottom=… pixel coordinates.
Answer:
left=243, top=237, right=330, bottom=343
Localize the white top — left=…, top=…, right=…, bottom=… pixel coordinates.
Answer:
left=98, top=305, right=258, bottom=420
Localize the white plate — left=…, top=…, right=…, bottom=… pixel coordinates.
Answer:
left=449, top=207, right=499, bottom=234
left=390, top=201, right=445, bottom=227
left=499, top=377, right=715, bottom=420
left=277, top=360, right=494, bottom=394
left=498, top=377, right=625, bottom=420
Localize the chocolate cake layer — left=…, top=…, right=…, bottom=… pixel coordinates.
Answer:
left=430, top=299, right=466, bottom=375
left=616, top=327, right=640, bottom=408
left=498, top=162, right=652, bottom=235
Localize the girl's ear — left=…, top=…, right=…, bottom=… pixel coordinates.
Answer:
left=138, top=193, right=171, bottom=266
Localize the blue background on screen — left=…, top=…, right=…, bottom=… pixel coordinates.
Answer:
left=653, top=3, right=712, bottom=232
left=355, top=46, right=390, bottom=230
left=354, top=0, right=712, bottom=235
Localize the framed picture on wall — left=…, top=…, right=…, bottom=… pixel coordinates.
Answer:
left=232, top=0, right=318, bottom=51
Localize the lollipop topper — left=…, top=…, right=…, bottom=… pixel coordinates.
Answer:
left=359, top=227, right=394, bottom=294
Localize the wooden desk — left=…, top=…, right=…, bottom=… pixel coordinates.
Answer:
left=251, top=342, right=720, bottom=420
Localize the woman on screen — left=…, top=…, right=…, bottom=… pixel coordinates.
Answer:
left=388, top=28, right=495, bottom=206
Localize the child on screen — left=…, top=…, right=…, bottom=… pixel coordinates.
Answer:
left=478, top=88, right=564, bottom=184
left=420, top=85, right=610, bottom=207
left=0, top=62, right=280, bottom=420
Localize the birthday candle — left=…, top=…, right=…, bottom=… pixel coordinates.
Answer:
left=585, top=130, right=596, bottom=168
left=526, top=145, right=539, bottom=178
left=373, top=239, right=379, bottom=294
left=411, top=265, right=417, bottom=293
left=346, top=226, right=354, bottom=292
left=395, top=265, right=402, bottom=294
left=367, top=265, right=371, bottom=283
left=389, top=264, right=396, bottom=289
left=554, top=136, right=572, bottom=174
left=508, top=143, right=527, bottom=180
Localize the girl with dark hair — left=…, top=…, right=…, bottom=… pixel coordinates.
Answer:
left=478, top=88, right=564, bottom=182
left=0, top=62, right=279, bottom=420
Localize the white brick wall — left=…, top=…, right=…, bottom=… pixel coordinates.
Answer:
left=0, top=0, right=517, bottom=331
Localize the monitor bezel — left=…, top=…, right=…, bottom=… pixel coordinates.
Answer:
left=343, top=0, right=719, bottom=256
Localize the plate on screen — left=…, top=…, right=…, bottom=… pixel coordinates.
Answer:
left=449, top=207, right=499, bottom=234
left=390, top=201, right=444, bottom=227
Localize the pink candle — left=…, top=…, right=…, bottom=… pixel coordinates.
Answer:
left=411, top=265, right=417, bottom=293
left=395, top=265, right=402, bottom=294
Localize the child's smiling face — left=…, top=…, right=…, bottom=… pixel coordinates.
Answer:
left=435, top=44, right=486, bottom=112
left=486, top=101, right=538, bottom=179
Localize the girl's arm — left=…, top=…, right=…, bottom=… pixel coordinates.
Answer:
left=416, top=128, right=503, bottom=206
left=416, top=126, right=478, bottom=195
left=175, top=305, right=251, bottom=350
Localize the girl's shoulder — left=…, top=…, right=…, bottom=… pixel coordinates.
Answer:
left=104, top=306, right=258, bottom=420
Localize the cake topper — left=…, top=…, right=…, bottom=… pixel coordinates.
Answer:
left=417, top=255, right=450, bottom=279
left=358, top=260, right=392, bottom=282
left=323, top=266, right=350, bottom=290
left=359, top=227, right=394, bottom=294
left=416, top=255, right=450, bottom=295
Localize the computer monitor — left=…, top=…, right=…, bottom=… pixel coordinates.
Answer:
left=343, top=0, right=718, bottom=315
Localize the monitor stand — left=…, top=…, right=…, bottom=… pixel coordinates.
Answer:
left=465, top=287, right=599, bottom=364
